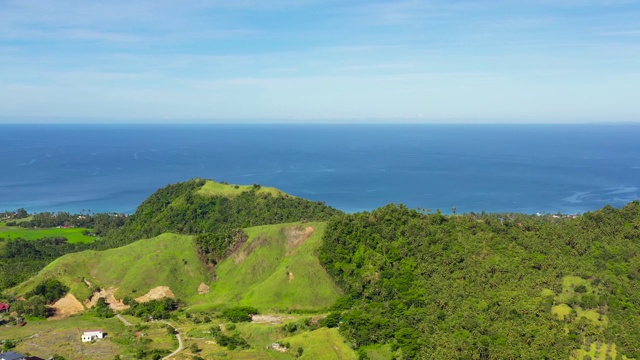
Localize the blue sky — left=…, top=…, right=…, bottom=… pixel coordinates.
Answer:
left=1, top=0, right=639, bottom=123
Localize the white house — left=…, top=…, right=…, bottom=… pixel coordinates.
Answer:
left=81, top=330, right=104, bottom=342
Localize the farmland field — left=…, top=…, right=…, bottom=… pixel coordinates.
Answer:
left=0, top=226, right=95, bottom=243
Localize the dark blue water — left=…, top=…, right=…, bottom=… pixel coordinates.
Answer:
left=1, top=124, right=638, bottom=214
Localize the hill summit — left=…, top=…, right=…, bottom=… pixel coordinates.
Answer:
left=105, top=178, right=342, bottom=247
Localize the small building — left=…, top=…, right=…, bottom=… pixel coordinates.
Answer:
left=0, top=351, right=26, bottom=360
left=0, top=303, right=10, bottom=312
left=81, top=330, right=104, bottom=342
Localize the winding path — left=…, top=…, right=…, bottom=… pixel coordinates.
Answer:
left=161, top=321, right=184, bottom=359
left=116, top=314, right=132, bottom=327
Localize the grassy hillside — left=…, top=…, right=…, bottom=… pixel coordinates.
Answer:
left=196, top=222, right=342, bottom=312
left=12, top=222, right=341, bottom=312
left=0, top=226, right=95, bottom=243
left=11, top=233, right=211, bottom=303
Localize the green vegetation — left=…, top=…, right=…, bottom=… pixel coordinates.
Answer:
left=319, top=202, right=640, bottom=359
left=9, top=279, right=72, bottom=319
left=279, top=327, right=357, bottom=360
left=0, top=226, right=95, bottom=243
left=1, top=178, right=339, bottom=294
left=205, top=222, right=342, bottom=312
left=27, top=278, right=69, bottom=304
left=124, top=298, right=179, bottom=320
left=211, top=325, right=251, bottom=350
left=222, top=306, right=259, bottom=322
left=90, top=297, right=115, bottom=318
left=0, top=237, right=92, bottom=290
left=4, top=179, right=640, bottom=360
left=196, top=180, right=287, bottom=198
left=7, top=314, right=174, bottom=359
left=11, top=233, right=210, bottom=302
left=110, top=178, right=342, bottom=247
left=10, top=222, right=341, bottom=313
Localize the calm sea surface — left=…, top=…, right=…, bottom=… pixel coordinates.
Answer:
left=1, top=124, right=639, bottom=215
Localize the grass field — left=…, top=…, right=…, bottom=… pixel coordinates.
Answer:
left=8, top=315, right=127, bottom=360
left=7, top=314, right=178, bottom=360
left=0, top=226, right=95, bottom=243
left=162, top=316, right=355, bottom=360
left=196, top=179, right=289, bottom=198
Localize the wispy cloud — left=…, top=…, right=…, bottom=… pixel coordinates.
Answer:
left=1, top=0, right=639, bottom=121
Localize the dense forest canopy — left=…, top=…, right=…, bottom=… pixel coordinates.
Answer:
left=319, top=202, right=640, bottom=359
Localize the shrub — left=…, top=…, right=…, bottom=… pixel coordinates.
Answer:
left=222, top=306, right=259, bottom=323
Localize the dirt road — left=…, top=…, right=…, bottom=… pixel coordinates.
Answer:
left=161, top=321, right=183, bottom=359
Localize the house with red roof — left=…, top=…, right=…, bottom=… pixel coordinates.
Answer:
left=0, top=302, right=10, bottom=312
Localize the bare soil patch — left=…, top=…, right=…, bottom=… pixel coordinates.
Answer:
left=198, top=282, right=210, bottom=294
left=234, top=234, right=269, bottom=264
left=86, top=287, right=129, bottom=311
left=251, top=314, right=295, bottom=325
left=135, top=286, right=175, bottom=303
left=284, top=226, right=314, bottom=254
left=48, top=293, right=85, bottom=320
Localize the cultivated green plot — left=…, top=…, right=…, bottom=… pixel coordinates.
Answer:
left=0, top=226, right=95, bottom=243
left=551, top=275, right=630, bottom=359
left=571, top=342, right=633, bottom=360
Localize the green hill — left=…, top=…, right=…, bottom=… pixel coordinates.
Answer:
left=105, top=178, right=342, bottom=248
left=11, top=233, right=210, bottom=303
left=12, top=222, right=341, bottom=312
left=199, top=222, right=342, bottom=312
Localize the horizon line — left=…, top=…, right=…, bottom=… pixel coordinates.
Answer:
left=0, top=118, right=639, bottom=125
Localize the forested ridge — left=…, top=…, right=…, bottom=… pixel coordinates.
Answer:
left=319, top=202, right=640, bottom=359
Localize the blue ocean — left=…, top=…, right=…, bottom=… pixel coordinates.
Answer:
left=1, top=124, right=638, bottom=215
